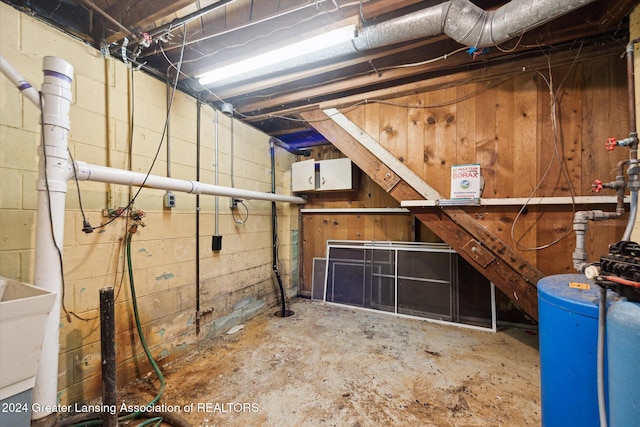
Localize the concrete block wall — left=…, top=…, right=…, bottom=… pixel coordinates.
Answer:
left=0, top=3, right=299, bottom=405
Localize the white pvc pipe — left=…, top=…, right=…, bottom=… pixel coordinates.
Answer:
left=0, top=54, right=41, bottom=106
left=0, top=55, right=304, bottom=423
left=31, top=56, right=74, bottom=422
left=74, top=161, right=306, bottom=204
left=623, top=189, right=638, bottom=240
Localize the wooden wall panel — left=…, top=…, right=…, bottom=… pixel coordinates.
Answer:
left=407, top=93, right=426, bottom=176
left=495, top=79, right=516, bottom=198
left=475, top=82, right=500, bottom=197
left=380, top=97, right=409, bottom=165
left=455, top=84, right=477, bottom=165
left=575, top=54, right=632, bottom=265
left=302, top=109, right=544, bottom=318
left=297, top=51, right=631, bottom=307
left=299, top=213, right=412, bottom=296
left=511, top=74, right=539, bottom=263
left=297, top=144, right=411, bottom=296
left=424, top=87, right=458, bottom=196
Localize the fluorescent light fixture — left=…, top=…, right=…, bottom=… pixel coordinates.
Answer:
left=197, top=24, right=356, bottom=86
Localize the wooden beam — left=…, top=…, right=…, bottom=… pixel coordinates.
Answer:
left=239, top=41, right=622, bottom=120
left=318, top=43, right=623, bottom=111
left=324, top=108, right=441, bottom=200
left=104, top=0, right=195, bottom=43
left=301, top=109, right=543, bottom=319
left=220, top=34, right=446, bottom=106
left=360, top=0, right=424, bottom=20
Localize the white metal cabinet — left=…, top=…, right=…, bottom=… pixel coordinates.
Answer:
left=292, top=158, right=356, bottom=192
left=318, top=158, right=354, bottom=190
left=291, top=159, right=316, bottom=192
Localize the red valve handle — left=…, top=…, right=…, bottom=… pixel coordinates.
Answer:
left=606, top=138, right=617, bottom=151
left=592, top=179, right=603, bottom=193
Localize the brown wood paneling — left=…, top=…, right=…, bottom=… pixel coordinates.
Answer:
left=297, top=52, right=631, bottom=318
left=510, top=74, right=539, bottom=264
left=424, top=88, right=457, bottom=196
left=299, top=213, right=412, bottom=296
left=407, top=92, right=426, bottom=176
left=455, top=83, right=477, bottom=165
left=302, top=109, right=543, bottom=319
left=495, top=79, right=515, bottom=198
left=476, top=82, right=500, bottom=197
left=380, top=96, right=409, bottom=166
left=297, top=144, right=410, bottom=297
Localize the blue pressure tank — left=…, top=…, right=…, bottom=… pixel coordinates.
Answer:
left=606, top=298, right=640, bottom=427
left=538, top=274, right=616, bottom=427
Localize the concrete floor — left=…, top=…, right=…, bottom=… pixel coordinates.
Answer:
left=121, top=298, right=541, bottom=427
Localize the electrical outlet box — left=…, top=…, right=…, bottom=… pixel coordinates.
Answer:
left=212, top=235, right=222, bottom=251
left=164, top=191, right=176, bottom=208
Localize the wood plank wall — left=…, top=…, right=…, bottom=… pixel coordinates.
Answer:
left=298, top=51, right=631, bottom=300
left=299, top=146, right=415, bottom=296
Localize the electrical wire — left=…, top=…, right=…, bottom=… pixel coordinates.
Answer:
left=56, top=24, right=189, bottom=323
left=231, top=200, right=249, bottom=224
left=112, top=230, right=129, bottom=302
left=67, top=148, right=92, bottom=233
left=38, top=92, right=97, bottom=323
left=272, top=209, right=284, bottom=275
left=164, top=2, right=340, bottom=68
left=93, top=23, right=188, bottom=232
left=235, top=40, right=592, bottom=122
left=156, top=34, right=226, bottom=104
left=358, top=0, right=366, bottom=24
left=509, top=42, right=584, bottom=251
left=150, top=0, right=349, bottom=63
left=493, top=29, right=526, bottom=53
left=112, top=65, right=134, bottom=295
left=231, top=44, right=473, bottom=113
left=235, top=74, right=514, bottom=123
left=233, top=38, right=609, bottom=124
left=597, top=286, right=608, bottom=427
left=377, top=46, right=469, bottom=70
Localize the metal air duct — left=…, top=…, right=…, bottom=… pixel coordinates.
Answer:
left=199, top=0, right=596, bottom=87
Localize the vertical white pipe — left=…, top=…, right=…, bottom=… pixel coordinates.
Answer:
left=623, top=189, right=639, bottom=240
left=31, top=56, right=74, bottom=423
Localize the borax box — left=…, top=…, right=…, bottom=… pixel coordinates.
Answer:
left=450, top=164, right=481, bottom=199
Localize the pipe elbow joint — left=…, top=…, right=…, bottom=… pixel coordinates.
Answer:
left=572, top=257, right=588, bottom=274
left=574, top=211, right=592, bottom=225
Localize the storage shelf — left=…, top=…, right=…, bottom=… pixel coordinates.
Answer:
left=401, top=195, right=631, bottom=207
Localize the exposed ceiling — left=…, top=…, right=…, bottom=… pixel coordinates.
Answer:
left=3, top=0, right=637, bottom=147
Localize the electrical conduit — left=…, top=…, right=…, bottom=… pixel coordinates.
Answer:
left=195, top=98, right=201, bottom=334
